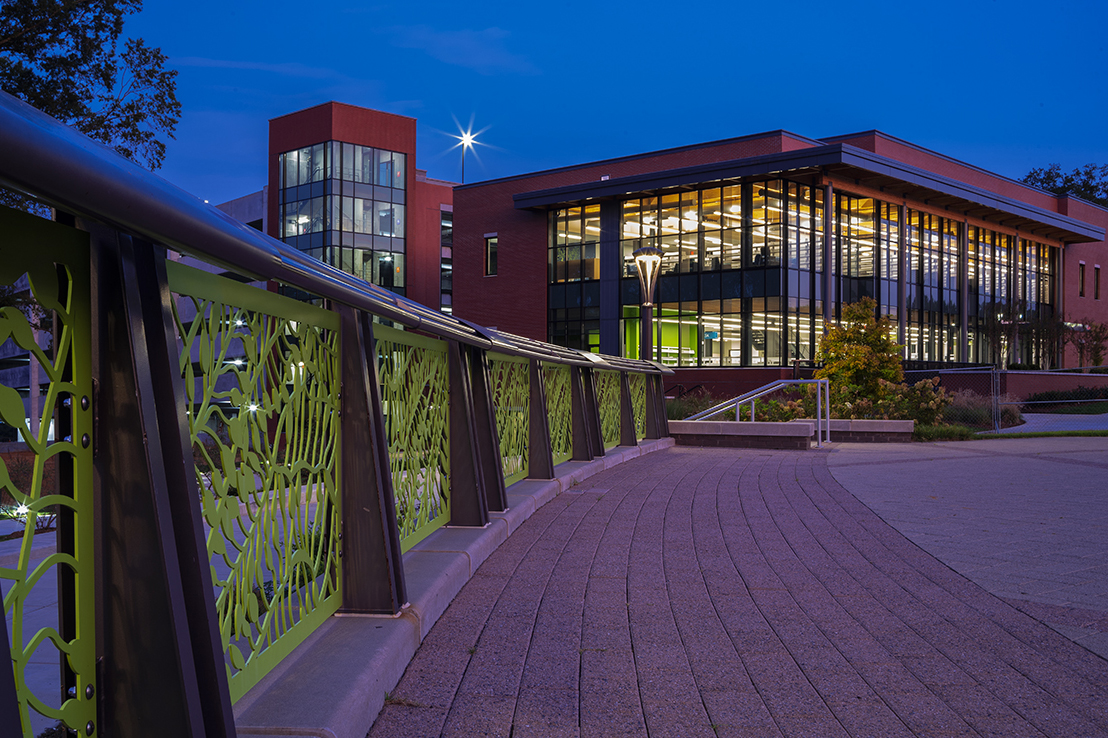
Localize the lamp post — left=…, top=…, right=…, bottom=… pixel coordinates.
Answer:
left=633, top=246, right=663, bottom=362
left=459, top=131, right=475, bottom=184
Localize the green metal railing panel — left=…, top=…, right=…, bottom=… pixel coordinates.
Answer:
left=543, top=364, right=572, bottom=465
left=373, top=324, right=450, bottom=552
left=167, top=261, right=341, bottom=704
left=0, top=211, right=96, bottom=737
left=595, top=370, right=622, bottom=449
left=629, top=372, right=647, bottom=440
left=488, top=353, right=529, bottom=487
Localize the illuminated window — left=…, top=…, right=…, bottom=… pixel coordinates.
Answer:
left=486, top=236, right=498, bottom=276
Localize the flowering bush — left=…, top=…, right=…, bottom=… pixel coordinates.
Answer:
left=815, top=297, right=903, bottom=404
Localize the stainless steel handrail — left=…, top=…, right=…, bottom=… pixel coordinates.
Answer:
left=684, top=379, right=831, bottom=447
left=0, top=90, right=667, bottom=376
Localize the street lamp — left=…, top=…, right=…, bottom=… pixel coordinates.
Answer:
left=633, top=246, right=663, bottom=362
left=459, top=131, right=475, bottom=184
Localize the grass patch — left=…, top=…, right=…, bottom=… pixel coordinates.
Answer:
left=913, top=424, right=978, bottom=442
left=384, top=691, right=426, bottom=708
left=1024, top=401, right=1108, bottom=415
left=976, top=430, right=1108, bottom=439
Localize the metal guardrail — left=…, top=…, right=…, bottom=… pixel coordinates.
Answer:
left=685, top=379, right=831, bottom=448
left=0, top=89, right=672, bottom=737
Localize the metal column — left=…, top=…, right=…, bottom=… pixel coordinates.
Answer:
left=898, top=203, right=908, bottom=355
left=527, top=358, right=556, bottom=479
left=823, top=182, right=835, bottom=327
left=618, top=372, right=637, bottom=447
left=337, top=307, right=406, bottom=614
left=93, top=230, right=235, bottom=738
left=959, top=219, right=970, bottom=363
left=447, top=341, right=491, bottom=527
left=470, top=349, right=508, bottom=512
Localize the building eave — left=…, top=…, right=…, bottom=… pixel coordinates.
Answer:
left=513, top=144, right=1105, bottom=245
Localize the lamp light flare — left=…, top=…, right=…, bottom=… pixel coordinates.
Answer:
left=450, top=118, right=490, bottom=185
left=633, top=246, right=664, bottom=307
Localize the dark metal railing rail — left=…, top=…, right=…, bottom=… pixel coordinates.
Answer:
left=0, top=90, right=671, bottom=738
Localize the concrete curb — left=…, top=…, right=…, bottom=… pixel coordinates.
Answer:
left=234, top=437, right=675, bottom=738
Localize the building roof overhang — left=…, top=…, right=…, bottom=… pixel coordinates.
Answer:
left=513, top=143, right=1104, bottom=245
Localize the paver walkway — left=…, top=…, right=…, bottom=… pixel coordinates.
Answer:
left=369, top=445, right=1108, bottom=738
left=829, top=438, right=1108, bottom=659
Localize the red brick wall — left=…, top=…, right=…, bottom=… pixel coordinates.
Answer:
left=940, top=371, right=1108, bottom=399
left=828, top=132, right=1060, bottom=211
left=664, top=367, right=813, bottom=399
left=408, top=177, right=452, bottom=310
left=454, top=132, right=813, bottom=338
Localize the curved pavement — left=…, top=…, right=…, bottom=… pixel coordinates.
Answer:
left=369, top=445, right=1108, bottom=738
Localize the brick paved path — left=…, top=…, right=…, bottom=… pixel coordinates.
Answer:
left=369, top=447, right=1108, bottom=737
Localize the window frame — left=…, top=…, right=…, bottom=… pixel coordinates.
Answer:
left=485, top=235, right=498, bottom=276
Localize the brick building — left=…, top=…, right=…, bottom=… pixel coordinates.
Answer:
left=452, top=130, right=1108, bottom=390
left=222, top=102, right=456, bottom=312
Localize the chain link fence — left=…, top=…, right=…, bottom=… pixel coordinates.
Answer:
left=904, top=367, right=1108, bottom=434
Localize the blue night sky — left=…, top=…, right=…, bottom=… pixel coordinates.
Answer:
left=128, top=0, right=1108, bottom=206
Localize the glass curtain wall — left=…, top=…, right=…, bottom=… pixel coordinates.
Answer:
left=549, top=204, right=601, bottom=351
left=548, top=179, right=1055, bottom=367
left=278, top=142, right=407, bottom=294
left=967, top=229, right=1055, bottom=366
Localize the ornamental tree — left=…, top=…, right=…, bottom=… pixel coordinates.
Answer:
left=1022, top=163, right=1108, bottom=208
left=1066, top=320, right=1108, bottom=370
left=0, top=0, right=180, bottom=212
left=814, top=297, right=903, bottom=401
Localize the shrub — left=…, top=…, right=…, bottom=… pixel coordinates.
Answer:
left=942, top=389, right=1022, bottom=429
left=665, top=391, right=723, bottom=420
left=913, top=424, right=978, bottom=442
left=815, top=297, right=903, bottom=404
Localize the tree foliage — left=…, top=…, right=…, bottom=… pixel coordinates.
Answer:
left=0, top=0, right=180, bottom=172
left=1066, top=320, right=1108, bottom=370
left=1021, top=163, right=1108, bottom=208
left=814, top=297, right=903, bottom=401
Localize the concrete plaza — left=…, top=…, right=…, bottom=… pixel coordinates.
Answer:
left=370, top=440, right=1108, bottom=737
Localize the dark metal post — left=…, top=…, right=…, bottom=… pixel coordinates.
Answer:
left=643, top=373, right=662, bottom=440
left=527, top=358, right=555, bottom=479
left=640, top=304, right=653, bottom=362
left=92, top=229, right=235, bottom=738
left=960, top=219, right=970, bottom=363
left=823, top=182, right=834, bottom=326
left=581, top=367, right=605, bottom=457
left=650, top=374, right=670, bottom=438
left=619, top=372, right=637, bottom=447
left=447, top=341, right=490, bottom=527
left=337, top=307, right=406, bottom=613
left=470, top=349, right=507, bottom=512
left=0, top=613, right=19, bottom=736
left=569, top=366, right=595, bottom=461
left=898, top=203, right=908, bottom=355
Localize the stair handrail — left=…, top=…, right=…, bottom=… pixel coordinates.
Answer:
left=683, top=378, right=831, bottom=447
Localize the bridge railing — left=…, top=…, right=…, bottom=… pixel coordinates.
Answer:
left=0, top=90, right=669, bottom=738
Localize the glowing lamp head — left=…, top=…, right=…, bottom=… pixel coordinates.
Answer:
left=460, top=131, right=476, bottom=149
left=632, top=246, right=664, bottom=307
